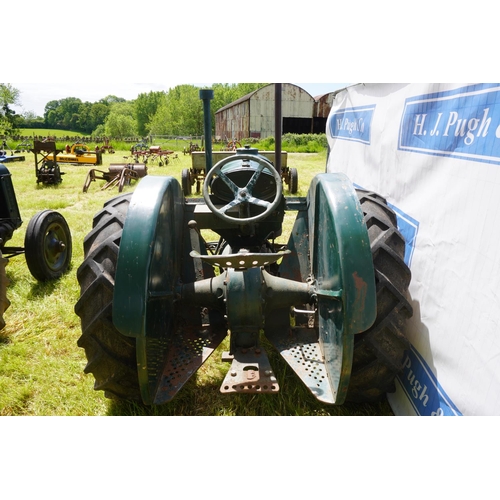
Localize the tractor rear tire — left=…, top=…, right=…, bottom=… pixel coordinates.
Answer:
left=346, top=189, right=413, bottom=403
left=0, top=251, right=10, bottom=331
left=74, top=194, right=142, bottom=402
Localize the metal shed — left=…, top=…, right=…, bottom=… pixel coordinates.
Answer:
left=313, top=92, right=337, bottom=134
left=215, top=83, right=315, bottom=141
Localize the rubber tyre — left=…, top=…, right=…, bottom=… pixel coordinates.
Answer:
left=182, top=168, right=191, bottom=196
left=0, top=250, right=10, bottom=331
left=346, top=189, right=413, bottom=403
left=24, top=210, right=72, bottom=281
left=289, top=167, right=298, bottom=194
left=74, top=194, right=142, bottom=402
left=53, top=164, right=63, bottom=184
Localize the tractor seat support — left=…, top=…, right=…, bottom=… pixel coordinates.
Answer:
left=190, top=249, right=290, bottom=271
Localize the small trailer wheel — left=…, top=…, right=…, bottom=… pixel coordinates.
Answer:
left=289, top=167, right=298, bottom=194
left=182, top=168, right=192, bottom=196
left=24, top=210, right=72, bottom=281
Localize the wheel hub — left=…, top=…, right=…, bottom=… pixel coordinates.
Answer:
left=45, top=227, right=68, bottom=270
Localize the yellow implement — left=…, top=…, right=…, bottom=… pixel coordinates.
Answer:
left=46, top=143, right=103, bottom=165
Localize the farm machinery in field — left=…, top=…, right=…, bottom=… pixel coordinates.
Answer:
left=83, top=163, right=148, bottom=193
left=44, top=142, right=103, bottom=166
left=131, top=145, right=176, bottom=166
left=75, top=87, right=413, bottom=406
left=32, top=140, right=65, bottom=185
left=0, top=164, right=72, bottom=331
left=182, top=150, right=298, bottom=197
left=0, top=149, right=25, bottom=164
left=15, top=140, right=32, bottom=153
left=96, top=137, right=115, bottom=154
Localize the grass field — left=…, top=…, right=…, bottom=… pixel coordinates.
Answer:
left=0, top=146, right=395, bottom=416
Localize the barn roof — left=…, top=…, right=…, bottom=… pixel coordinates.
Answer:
left=216, top=83, right=315, bottom=114
left=216, top=89, right=259, bottom=113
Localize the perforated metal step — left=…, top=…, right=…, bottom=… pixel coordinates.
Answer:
left=152, top=326, right=227, bottom=404
left=267, top=328, right=335, bottom=404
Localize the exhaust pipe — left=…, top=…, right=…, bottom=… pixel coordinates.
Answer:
left=275, top=83, right=282, bottom=175
left=200, top=89, right=214, bottom=173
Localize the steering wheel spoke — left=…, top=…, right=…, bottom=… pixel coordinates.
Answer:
left=220, top=198, right=242, bottom=214
left=246, top=163, right=265, bottom=191
left=215, top=167, right=239, bottom=195
left=246, top=195, right=271, bottom=209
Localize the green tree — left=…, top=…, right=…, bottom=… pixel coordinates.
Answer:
left=149, top=85, right=202, bottom=136
left=168, top=85, right=203, bottom=135
left=44, top=99, right=62, bottom=127
left=76, top=102, right=92, bottom=133
left=148, top=102, right=169, bottom=135
left=43, top=97, right=111, bottom=133
left=61, top=97, right=82, bottom=129
left=0, top=83, right=21, bottom=135
left=148, top=83, right=268, bottom=137
left=104, top=102, right=137, bottom=138
left=77, top=102, right=110, bottom=134
left=44, top=97, right=83, bottom=129
left=89, top=103, right=110, bottom=131
left=135, top=91, right=166, bottom=136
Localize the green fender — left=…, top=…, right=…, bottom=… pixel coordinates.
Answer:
left=113, top=175, right=184, bottom=404
left=267, top=172, right=377, bottom=404
left=309, top=172, right=376, bottom=402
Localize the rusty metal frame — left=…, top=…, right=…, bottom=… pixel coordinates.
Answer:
left=83, top=166, right=145, bottom=193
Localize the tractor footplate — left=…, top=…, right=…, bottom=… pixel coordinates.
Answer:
left=152, top=326, right=227, bottom=404
left=267, top=328, right=336, bottom=404
left=220, top=348, right=280, bottom=394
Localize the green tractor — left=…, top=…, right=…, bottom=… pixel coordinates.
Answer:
left=75, top=89, right=412, bottom=406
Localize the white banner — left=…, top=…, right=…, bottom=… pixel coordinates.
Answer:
left=326, top=83, right=500, bottom=416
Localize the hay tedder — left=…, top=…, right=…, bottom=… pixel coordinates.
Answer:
left=132, top=145, right=175, bottom=166
left=75, top=87, right=413, bottom=406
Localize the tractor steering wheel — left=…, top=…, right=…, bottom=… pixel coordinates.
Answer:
left=203, top=154, right=282, bottom=225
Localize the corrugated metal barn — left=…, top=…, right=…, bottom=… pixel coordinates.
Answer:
left=215, top=83, right=318, bottom=141
left=313, top=92, right=336, bottom=134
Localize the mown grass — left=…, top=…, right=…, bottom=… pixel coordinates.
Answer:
left=0, top=146, right=395, bottom=416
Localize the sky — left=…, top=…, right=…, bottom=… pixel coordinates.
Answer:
left=10, top=83, right=351, bottom=117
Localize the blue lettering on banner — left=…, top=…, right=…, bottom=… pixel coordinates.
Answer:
left=398, top=345, right=462, bottom=416
left=399, top=83, right=500, bottom=164
left=329, top=105, right=375, bottom=144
